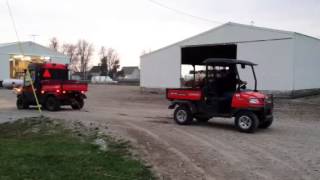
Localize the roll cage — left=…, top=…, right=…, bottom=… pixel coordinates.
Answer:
left=189, top=58, right=258, bottom=92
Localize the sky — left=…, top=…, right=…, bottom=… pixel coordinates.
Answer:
left=0, top=0, right=319, bottom=67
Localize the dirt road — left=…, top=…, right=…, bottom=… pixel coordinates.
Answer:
left=1, top=85, right=320, bottom=180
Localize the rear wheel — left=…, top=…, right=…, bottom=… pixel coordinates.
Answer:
left=259, top=117, right=273, bottom=129
left=45, top=96, right=60, bottom=111
left=235, top=111, right=259, bottom=133
left=174, top=105, right=193, bottom=125
left=71, top=98, right=84, bottom=110
left=16, top=96, right=29, bottom=110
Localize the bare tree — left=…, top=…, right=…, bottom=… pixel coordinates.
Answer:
left=49, top=37, right=59, bottom=51
left=105, top=48, right=120, bottom=78
left=76, top=40, right=94, bottom=80
left=62, top=43, right=79, bottom=72
left=99, top=46, right=108, bottom=76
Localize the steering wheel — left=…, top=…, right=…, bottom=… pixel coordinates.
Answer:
left=237, top=80, right=247, bottom=90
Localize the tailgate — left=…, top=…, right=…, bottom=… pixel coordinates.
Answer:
left=62, top=83, right=88, bottom=91
left=166, top=88, right=202, bottom=101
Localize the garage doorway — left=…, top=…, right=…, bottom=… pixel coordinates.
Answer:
left=180, top=44, right=237, bottom=87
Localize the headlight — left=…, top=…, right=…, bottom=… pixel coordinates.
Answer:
left=265, top=96, right=272, bottom=103
left=13, top=88, right=22, bottom=94
left=249, top=98, right=260, bottom=104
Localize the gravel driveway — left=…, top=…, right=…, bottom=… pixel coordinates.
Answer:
left=1, top=85, right=320, bottom=180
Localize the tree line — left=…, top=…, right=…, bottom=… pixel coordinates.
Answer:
left=48, top=37, right=120, bottom=80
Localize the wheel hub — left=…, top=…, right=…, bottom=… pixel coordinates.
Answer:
left=238, top=116, right=252, bottom=129
left=176, top=110, right=187, bottom=122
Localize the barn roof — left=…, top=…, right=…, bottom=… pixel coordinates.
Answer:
left=141, top=22, right=320, bottom=58
left=0, top=41, right=68, bottom=58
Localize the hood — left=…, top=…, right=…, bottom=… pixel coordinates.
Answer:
left=239, top=91, right=266, bottom=99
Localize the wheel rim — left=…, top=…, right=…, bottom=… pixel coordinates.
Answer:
left=176, top=110, right=187, bottom=123
left=238, top=116, right=252, bottom=130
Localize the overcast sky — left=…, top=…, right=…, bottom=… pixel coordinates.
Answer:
left=0, top=0, right=319, bottom=67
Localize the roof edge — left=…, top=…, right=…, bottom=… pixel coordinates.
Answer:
left=141, top=22, right=229, bottom=58
left=140, top=22, right=320, bottom=59
left=294, top=32, right=320, bottom=41
left=0, top=41, right=69, bottom=58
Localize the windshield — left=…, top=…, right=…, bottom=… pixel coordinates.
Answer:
left=236, top=64, right=256, bottom=90
left=41, top=69, right=68, bottom=80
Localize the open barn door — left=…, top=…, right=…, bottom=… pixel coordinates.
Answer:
left=181, top=44, right=237, bottom=87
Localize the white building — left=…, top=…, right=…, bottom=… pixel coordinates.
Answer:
left=0, top=41, right=69, bottom=81
left=140, top=22, right=320, bottom=96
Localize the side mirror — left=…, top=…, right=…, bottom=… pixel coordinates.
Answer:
left=241, top=64, right=246, bottom=69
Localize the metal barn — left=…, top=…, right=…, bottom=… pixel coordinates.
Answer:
left=140, top=22, right=320, bottom=96
left=0, top=41, right=68, bottom=81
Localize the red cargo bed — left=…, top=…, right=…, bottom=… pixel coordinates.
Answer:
left=166, top=88, right=202, bottom=101
left=41, top=80, right=88, bottom=92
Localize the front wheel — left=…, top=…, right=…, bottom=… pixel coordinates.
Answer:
left=45, top=96, right=60, bottom=111
left=174, top=106, right=193, bottom=125
left=16, top=96, right=29, bottom=110
left=235, top=111, right=259, bottom=133
left=71, top=98, right=84, bottom=110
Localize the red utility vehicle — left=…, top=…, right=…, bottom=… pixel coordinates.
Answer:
left=16, top=63, right=88, bottom=111
left=167, top=58, right=273, bottom=133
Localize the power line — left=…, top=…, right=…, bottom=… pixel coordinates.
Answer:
left=6, top=0, right=42, bottom=114
left=6, top=0, right=24, bottom=54
left=147, top=0, right=224, bottom=24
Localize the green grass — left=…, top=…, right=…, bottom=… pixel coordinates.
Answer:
left=0, top=117, right=154, bottom=180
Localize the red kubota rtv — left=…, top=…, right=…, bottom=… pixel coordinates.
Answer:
left=16, top=63, right=88, bottom=111
left=167, top=58, right=273, bottom=133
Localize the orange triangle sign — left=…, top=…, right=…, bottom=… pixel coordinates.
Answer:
left=43, top=69, right=51, bottom=78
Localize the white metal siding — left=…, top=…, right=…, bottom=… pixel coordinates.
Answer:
left=141, top=46, right=180, bottom=88
left=293, top=35, right=320, bottom=90
left=0, top=54, right=10, bottom=80
left=237, top=39, right=294, bottom=91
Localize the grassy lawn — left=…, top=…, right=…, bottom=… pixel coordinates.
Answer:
left=0, top=117, right=154, bottom=180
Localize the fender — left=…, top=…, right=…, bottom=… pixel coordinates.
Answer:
left=80, top=94, right=87, bottom=99
left=168, top=100, right=198, bottom=114
left=72, top=93, right=86, bottom=99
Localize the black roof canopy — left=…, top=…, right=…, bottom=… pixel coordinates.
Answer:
left=203, top=58, right=257, bottom=66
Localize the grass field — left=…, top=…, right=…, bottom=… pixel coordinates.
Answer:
left=0, top=117, right=154, bottom=180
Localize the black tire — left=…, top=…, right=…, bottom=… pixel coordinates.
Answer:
left=195, top=117, right=210, bottom=123
left=174, top=105, right=193, bottom=125
left=45, top=96, right=60, bottom=111
left=235, top=111, right=259, bottom=133
left=259, top=118, right=273, bottom=129
left=71, top=98, right=84, bottom=110
left=16, top=96, right=28, bottom=110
